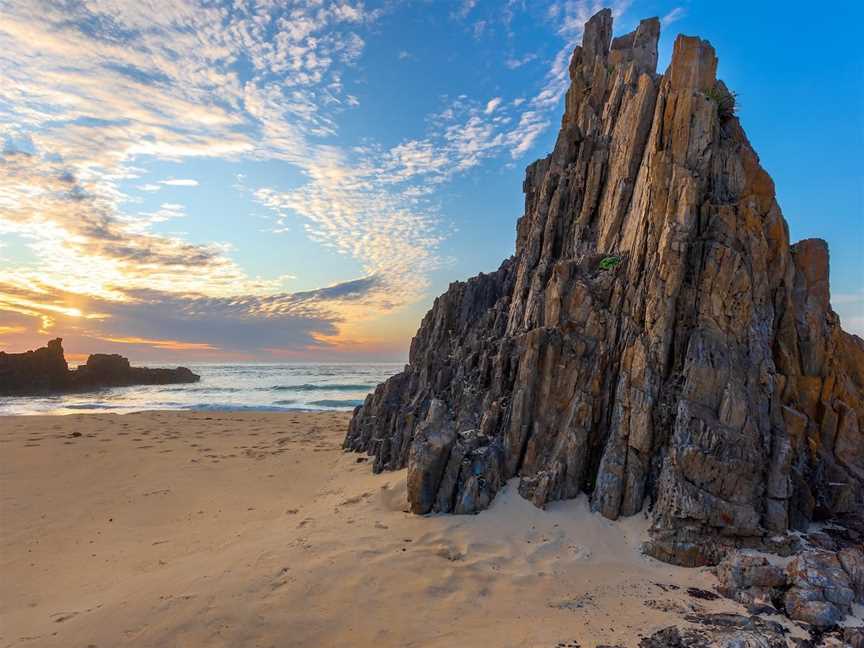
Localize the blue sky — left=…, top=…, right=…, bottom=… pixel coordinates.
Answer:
left=0, top=0, right=861, bottom=362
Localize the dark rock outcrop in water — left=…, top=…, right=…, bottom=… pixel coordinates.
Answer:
left=0, top=338, right=199, bottom=395
left=0, top=338, right=70, bottom=393
left=73, top=352, right=199, bottom=389
left=344, top=10, right=864, bottom=568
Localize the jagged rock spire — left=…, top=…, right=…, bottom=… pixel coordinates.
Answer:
left=344, top=10, right=864, bottom=567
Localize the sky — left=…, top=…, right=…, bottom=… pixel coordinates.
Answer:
left=0, top=0, right=862, bottom=364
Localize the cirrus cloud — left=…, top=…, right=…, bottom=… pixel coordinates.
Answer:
left=0, top=0, right=638, bottom=359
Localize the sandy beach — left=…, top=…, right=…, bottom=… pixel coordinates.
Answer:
left=1, top=411, right=794, bottom=648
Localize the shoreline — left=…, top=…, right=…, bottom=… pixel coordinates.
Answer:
left=0, top=362, right=395, bottom=417
left=0, top=405, right=362, bottom=416
left=1, top=411, right=803, bottom=647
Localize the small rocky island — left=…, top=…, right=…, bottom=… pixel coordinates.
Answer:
left=0, top=338, right=199, bottom=395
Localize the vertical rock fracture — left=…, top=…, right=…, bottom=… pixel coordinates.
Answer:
left=344, top=10, right=864, bottom=567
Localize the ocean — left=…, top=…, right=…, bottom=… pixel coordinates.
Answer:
left=0, top=363, right=402, bottom=416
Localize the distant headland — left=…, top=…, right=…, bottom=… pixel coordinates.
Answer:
left=0, top=338, right=200, bottom=395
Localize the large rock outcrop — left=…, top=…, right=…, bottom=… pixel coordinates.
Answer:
left=344, top=10, right=864, bottom=567
left=0, top=338, right=199, bottom=394
left=0, top=338, right=70, bottom=393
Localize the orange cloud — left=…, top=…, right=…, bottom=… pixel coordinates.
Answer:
left=0, top=1, right=445, bottom=362
left=99, top=336, right=218, bottom=351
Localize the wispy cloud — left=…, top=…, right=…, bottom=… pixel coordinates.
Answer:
left=452, top=0, right=479, bottom=20
left=0, top=0, right=401, bottom=355
left=0, top=274, right=385, bottom=359
left=136, top=178, right=199, bottom=193
left=160, top=178, right=199, bottom=187
left=661, top=7, right=687, bottom=26
left=99, top=336, right=218, bottom=351
left=0, top=0, right=640, bottom=359
left=505, top=52, right=539, bottom=69
left=485, top=97, right=503, bottom=114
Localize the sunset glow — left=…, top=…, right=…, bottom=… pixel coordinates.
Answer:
left=1, top=1, right=861, bottom=361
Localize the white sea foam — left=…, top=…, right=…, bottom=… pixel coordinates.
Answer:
left=0, top=363, right=401, bottom=415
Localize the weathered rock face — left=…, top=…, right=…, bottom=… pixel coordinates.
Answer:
left=0, top=338, right=69, bottom=393
left=637, top=615, right=790, bottom=648
left=717, top=545, right=864, bottom=629
left=0, top=338, right=200, bottom=395
left=73, top=353, right=200, bottom=389
left=784, top=550, right=857, bottom=628
left=344, top=9, right=864, bottom=567
left=715, top=553, right=786, bottom=608
left=638, top=618, right=864, bottom=648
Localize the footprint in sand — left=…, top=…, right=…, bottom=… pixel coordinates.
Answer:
left=549, top=593, right=596, bottom=611
left=434, top=545, right=465, bottom=562
left=338, top=492, right=370, bottom=506
left=51, top=610, right=80, bottom=623
left=270, top=566, right=292, bottom=590
left=566, top=544, right=592, bottom=560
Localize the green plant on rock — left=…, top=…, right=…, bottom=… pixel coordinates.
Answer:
left=598, top=255, right=621, bottom=271
left=705, top=85, right=738, bottom=121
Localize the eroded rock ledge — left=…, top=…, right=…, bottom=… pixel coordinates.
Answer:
left=344, top=9, right=864, bottom=573
left=0, top=338, right=199, bottom=395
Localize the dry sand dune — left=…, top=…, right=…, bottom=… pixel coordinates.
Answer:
left=1, top=412, right=799, bottom=647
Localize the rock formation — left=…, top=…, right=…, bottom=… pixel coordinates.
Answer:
left=638, top=617, right=864, bottom=648
left=344, top=9, right=864, bottom=571
left=717, top=544, right=864, bottom=629
left=0, top=338, right=71, bottom=393
left=0, top=338, right=199, bottom=395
